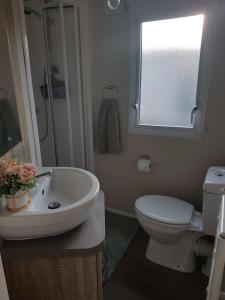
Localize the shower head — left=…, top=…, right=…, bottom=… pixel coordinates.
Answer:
left=24, top=6, right=54, bottom=25
left=24, top=6, right=41, bottom=20
left=51, top=65, right=59, bottom=74
left=24, top=7, right=32, bottom=15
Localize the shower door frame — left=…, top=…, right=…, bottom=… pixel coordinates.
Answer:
left=41, top=0, right=94, bottom=170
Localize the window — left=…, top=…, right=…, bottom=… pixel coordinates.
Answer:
left=130, top=13, right=209, bottom=137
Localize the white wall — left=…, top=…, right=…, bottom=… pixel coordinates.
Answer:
left=92, top=0, right=225, bottom=213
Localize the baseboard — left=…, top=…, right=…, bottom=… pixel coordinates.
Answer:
left=106, top=207, right=136, bottom=219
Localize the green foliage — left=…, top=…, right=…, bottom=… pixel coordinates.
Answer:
left=0, top=174, right=37, bottom=197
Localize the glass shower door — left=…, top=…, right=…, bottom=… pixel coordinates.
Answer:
left=42, top=0, right=86, bottom=168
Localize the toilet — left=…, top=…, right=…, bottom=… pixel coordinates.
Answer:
left=135, top=166, right=225, bottom=273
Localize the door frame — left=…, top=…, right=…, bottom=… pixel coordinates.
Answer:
left=5, top=0, right=42, bottom=167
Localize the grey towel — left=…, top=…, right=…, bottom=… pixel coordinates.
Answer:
left=97, top=98, right=121, bottom=153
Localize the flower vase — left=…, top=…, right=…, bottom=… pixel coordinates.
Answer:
left=6, top=190, right=30, bottom=212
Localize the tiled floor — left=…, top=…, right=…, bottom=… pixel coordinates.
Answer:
left=104, top=229, right=208, bottom=300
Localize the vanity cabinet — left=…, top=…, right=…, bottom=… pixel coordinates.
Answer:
left=1, top=197, right=105, bottom=300
left=2, top=252, right=102, bottom=300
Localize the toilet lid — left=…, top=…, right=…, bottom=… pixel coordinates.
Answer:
left=135, top=195, right=194, bottom=225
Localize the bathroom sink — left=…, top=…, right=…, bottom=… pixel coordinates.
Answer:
left=0, top=167, right=100, bottom=240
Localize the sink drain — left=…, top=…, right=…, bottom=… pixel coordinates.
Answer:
left=48, top=202, right=61, bottom=210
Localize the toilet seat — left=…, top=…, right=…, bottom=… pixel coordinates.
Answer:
left=136, top=209, right=192, bottom=231
left=135, top=195, right=194, bottom=226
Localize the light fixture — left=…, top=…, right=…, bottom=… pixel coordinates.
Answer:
left=104, top=0, right=123, bottom=15
left=107, top=0, right=121, bottom=10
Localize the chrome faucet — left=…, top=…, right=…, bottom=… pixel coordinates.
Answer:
left=36, top=171, right=52, bottom=179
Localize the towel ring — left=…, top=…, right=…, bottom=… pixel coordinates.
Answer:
left=103, top=85, right=119, bottom=98
left=0, top=88, right=7, bottom=100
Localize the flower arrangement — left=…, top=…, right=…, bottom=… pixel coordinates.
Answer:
left=0, top=160, right=37, bottom=197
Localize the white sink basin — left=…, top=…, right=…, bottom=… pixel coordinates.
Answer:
left=0, top=167, right=100, bottom=240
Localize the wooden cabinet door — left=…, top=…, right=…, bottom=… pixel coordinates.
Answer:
left=3, top=254, right=102, bottom=300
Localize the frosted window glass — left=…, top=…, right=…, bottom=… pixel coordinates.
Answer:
left=139, top=15, right=204, bottom=128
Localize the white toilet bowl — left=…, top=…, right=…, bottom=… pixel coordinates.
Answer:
left=135, top=195, right=203, bottom=272
left=134, top=167, right=225, bottom=273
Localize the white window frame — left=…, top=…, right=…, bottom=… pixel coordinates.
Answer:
left=129, top=3, right=215, bottom=138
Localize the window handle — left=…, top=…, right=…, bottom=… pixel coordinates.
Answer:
left=133, top=103, right=139, bottom=110
left=191, top=105, right=198, bottom=124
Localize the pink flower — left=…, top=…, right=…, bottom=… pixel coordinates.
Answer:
left=0, top=160, right=16, bottom=173
left=23, top=163, right=37, bottom=177
left=20, top=169, right=34, bottom=184
left=0, top=160, right=37, bottom=186
left=11, top=164, right=24, bottom=176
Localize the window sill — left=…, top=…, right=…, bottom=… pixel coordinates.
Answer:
left=129, top=125, right=203, bottom=139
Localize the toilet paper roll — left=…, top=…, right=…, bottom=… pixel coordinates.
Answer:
left=137, top=158, right=151, bottom=173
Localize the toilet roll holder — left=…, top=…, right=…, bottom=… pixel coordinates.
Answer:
left=137, top=155, right=152, bottom=173
left=139, top=154, right=151, bottom=160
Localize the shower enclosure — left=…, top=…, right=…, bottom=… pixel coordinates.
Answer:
left=25, top=0, right=93, bottom=169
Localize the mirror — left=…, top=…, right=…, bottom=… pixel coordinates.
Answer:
left=0, top=9, right=21, bottom=157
